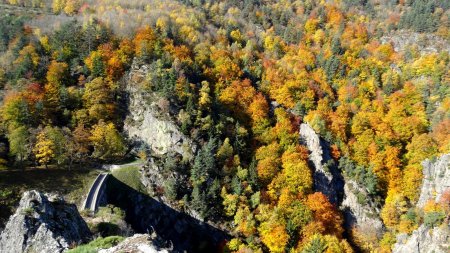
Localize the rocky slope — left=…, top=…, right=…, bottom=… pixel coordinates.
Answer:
left=0, top=190, right=91, bottom=253
left=393, top=225, right=449, bottom=253
left=393, top=154, right=450, bottom=253
left=123, top=61, right=195, bottom=161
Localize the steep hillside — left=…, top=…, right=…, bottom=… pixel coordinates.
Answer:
left=0, top=0, right=449, bottom=252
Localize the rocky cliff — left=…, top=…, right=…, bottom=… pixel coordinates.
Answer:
left=123, top=61, right=196, bottom=202
left=300, top=123, right=384, bottom=239
left=112, top=63, right=228, bottom=251
left=393, top=154, right=450, bottom=253
left=123, top=61, right=194, bottom=161
left=341, top=180, right=384, bottom=239
left=0, top=190, right=91, bottom=253
left=299, top=123, right=343, bottom=204
left=416, top=154, right=450, bottom=208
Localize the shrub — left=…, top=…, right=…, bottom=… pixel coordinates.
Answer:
left=89, top=236, right=124, bottom=248
left=424, top=211, right=445, bottom=227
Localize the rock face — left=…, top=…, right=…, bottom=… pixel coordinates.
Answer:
left=417, top=154, right=450, bottom=208
left=0, top=190, right=91, bottom=253
left=123, top=61, right=194, bottom=160
left=299, top=123, right=343, bottom=204
left=99, top=234, right=171, bottom=253
left=393, top=154, right=450, bottom=253
left=341, top=180, right=384, bottom=238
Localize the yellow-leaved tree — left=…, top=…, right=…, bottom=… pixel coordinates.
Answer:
left=34, top=129, right=55, bottom=168
left=89, top=121, right=126, bottom=161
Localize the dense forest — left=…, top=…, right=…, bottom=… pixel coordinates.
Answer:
left=0, top=0, right=449, bottom=252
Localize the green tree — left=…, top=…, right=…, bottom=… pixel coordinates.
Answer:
left=45, top=126, right=68, bottom=165
left=190, top=185, right=207, bottom=219
left=8, top=126, right=29, bottom=165
left=190, top=138, right=216, bottom=186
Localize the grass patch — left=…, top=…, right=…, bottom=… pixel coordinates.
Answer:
left=110, top=166, right=146, bottom=194
left=67, top=236, right=125, bottom=253
left=66, top=245, right=97, bottom=253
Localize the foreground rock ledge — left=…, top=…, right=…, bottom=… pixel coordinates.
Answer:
left=0, top=190, right=91, bottom=253
left=99, top=234, right=171, bottom=253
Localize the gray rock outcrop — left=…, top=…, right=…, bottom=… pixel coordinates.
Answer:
left=123, top=61, right=194, bottom=161
left=341, top=180, right=384, bottom=238
left=393, top=225, right=449, bottom=253
left=417, top=154, right=450, bottom=208
left=299, top=123, right=343, bottom=204
left=99, top=234, right=171, bottom=253
left=0, top=190, right=91, bottom=253
left=393, top=154, right=450, bottom=253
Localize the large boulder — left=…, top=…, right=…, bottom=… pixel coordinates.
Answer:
left=0, top=190, right=91, bottom=253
